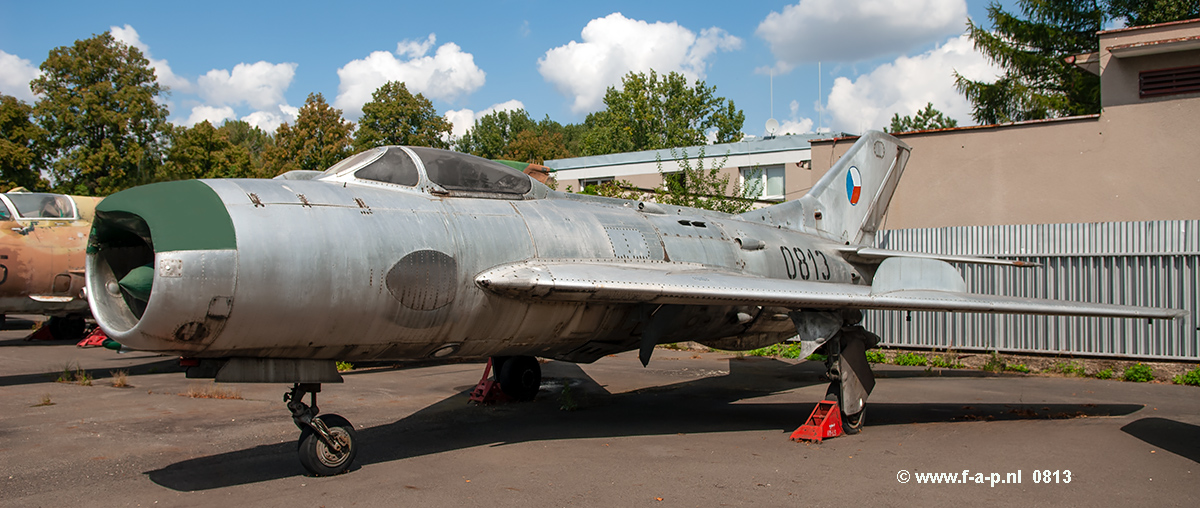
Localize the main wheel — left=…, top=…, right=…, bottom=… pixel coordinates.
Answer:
left=497, top=355, right=541, bottom=401
left=826, top=381, right=866, bottom=435
left=47, top=316, right=86, bottom=340
left=298, top=414, right=357, bottom=476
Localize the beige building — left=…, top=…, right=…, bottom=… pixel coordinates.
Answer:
left=546, top=133, right=843, bottom=204
left=811, top=18, right=1200, bottom=230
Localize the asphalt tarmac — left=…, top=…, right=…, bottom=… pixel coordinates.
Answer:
left=2, top=315, right=1198, bottom=507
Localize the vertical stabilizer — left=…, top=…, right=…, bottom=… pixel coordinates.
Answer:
left=739, top=131, right=910, bottom=246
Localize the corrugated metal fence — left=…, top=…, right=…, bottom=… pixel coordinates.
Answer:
left=866, top=220, right=1199, bottom=361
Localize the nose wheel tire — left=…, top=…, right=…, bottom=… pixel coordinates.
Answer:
left=298, top=414, right=357, bottom=476
left=496, top=355, right=541, bottom=402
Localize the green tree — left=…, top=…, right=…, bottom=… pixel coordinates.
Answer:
left=1106, top=0, right=1199, bottom=26
left=31, top=31, right=169, bottom=195
left=162, top=121, right=256, bottom=180
left=354, top=81, right=451, bottom=151
left=581, top=70, right=744, bottom=156
left=455, top=109, right=538, bottom=159
left=217, top=119, right=274, bottom=172
left=886, top=103, right=959, bottom=133
left=263, top=93, right=354, bottom=175
left=0, top=95, right=48, bottom=191
left=650, top=147, right=761, bottom=215
left=955, top=1, right=1104, bottom=125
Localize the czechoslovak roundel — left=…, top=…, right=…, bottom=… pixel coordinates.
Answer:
left=846, top=166, right=862, bottom=206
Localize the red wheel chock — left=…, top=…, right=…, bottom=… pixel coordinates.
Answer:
left=791, top=400, right=843, bottom=442
left=468, top=358, right=511, bottom=404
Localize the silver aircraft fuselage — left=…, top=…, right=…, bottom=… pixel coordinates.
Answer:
left=87, top=149, right=849, bottom=363
left=86, top=138, right=1181, bottom=366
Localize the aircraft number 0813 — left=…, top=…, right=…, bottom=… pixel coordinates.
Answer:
left=780, top=246, right=830, bottom=281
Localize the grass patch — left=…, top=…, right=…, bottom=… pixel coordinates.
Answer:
left=110, top=370, right=130, bottom=388
left=1122, top=363, right=1155, bottom=382
left=865, top=350, right=887, bottom=364
left=181, top=382, right=243, bottom=400
left=929, top=355, right=964, bottom=369
left=982, top=352, right=1006, bottom=373
left=1005, top=363, right=1030, bottom=373
left=805, top=353, right=826, bottom=362
left=1049, top=361, right=1085, bottom=376
left=1095, top=368, right=1114, bottom=380
left=336, top=361, right=355, bottom=372
left=32, top=394, right=54, bottom=407
left=746, top=343, right=804, bottom=359
left=894, top=352, right=927, bottom=367
left=1173, top=367, right=1200, bottom=386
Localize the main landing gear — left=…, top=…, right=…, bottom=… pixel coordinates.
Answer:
left=821, top=325, right=879, bottom=435
left=471, top=355, right=542, bottom=403
left=285, top=383, right=357, bottom=476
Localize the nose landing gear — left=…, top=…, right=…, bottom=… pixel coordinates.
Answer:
left=285, top=383, right=357, bottom=476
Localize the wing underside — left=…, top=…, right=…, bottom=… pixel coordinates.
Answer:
left=476, top=261, right=1184, bottom=320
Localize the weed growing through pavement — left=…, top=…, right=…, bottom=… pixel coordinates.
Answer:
left=110, top=370, right=130, bottom=388
left=336, top=361, right=355, bottom=372
left=865, top=350, right=886, bottom=363
left=182, top=382, right=243, bottom=399
left=1096, top=368, right=1114, bottom=380
left=32, top=394, right=54, bottom=407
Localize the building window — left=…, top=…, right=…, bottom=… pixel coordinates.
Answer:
left=579, top=177, right=614, bottom=191
left=1140, top=65, right=1200, bottom=99
left=740, top=164, right=785, bottom=201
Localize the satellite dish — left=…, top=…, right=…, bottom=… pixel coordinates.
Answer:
left=765, top=118, right=779, bottom=135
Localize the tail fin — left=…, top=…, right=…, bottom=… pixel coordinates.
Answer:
left=740, top=131, right=911, bottom=246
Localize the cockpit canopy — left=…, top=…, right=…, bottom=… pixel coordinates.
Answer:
left=322, top=146, right=532, bottom=196
left=0, top=192, right=77, bottom=220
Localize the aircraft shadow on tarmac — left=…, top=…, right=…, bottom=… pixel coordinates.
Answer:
left=1121, top=417, right=1200, bottom=463
left=0, top=355, right=183, bottom=387
left=145, top=357, right=1143, bottom=491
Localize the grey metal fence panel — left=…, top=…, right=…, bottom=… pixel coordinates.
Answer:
left=866, top=221, right=1199, bottom=360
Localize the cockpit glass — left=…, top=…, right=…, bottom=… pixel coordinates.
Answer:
left=0, top=200, right=11, bottom=221
left=412, top=147, right=532, bottom=195
left=353, top=147, right=419, bottom=186
left=7, top=193, right=75, bottom=219
left=321, top=148, right=383, bottom=176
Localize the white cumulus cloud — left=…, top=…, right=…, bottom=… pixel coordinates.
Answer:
left=774, top=100, right=816, bottom=135
left=757, top=0, right=967, bottom=71
left=242, top=104, right=299, bottom=132
left=183, top=105, right=236, bottom=127
left=0, top=51, right=41, bottom=102
left=335, top=34, right=487, bottom=119
left=197, top=61, right=298, bottom=111
left=445, top=99, right=526, bottom=139
left=538, top=13, right=743, bottom=114
left=109, top=24, right=192, bottom=93
left=825, top=33, right=1003, bottom=133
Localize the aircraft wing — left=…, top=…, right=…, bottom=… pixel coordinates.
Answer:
left=476, top=261, right=1184, bottom=320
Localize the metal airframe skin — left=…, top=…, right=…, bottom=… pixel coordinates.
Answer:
left=86, top=136, right=1181, bottom=363
left=0, top=191, right=100, bottom=319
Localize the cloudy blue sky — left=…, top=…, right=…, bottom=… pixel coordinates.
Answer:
left=0, top=0, right=1022, bottom=141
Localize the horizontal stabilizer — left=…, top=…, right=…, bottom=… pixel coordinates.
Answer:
left=476, top=261, right=1185, bottom=320
left=837, top=246, right=1041, bottom=267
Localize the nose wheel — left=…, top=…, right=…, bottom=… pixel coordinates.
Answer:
left=286, top=383, right=357, bottom=476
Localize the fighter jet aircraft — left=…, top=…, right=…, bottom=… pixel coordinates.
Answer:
left=85, top=131, right=1183, bottom=475
left=0, top=190, right=101, bottom=338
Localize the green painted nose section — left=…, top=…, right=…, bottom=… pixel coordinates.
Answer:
left=118, top=265, right=154, bottom=301
left=91, top=179, right=237, bottom=253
